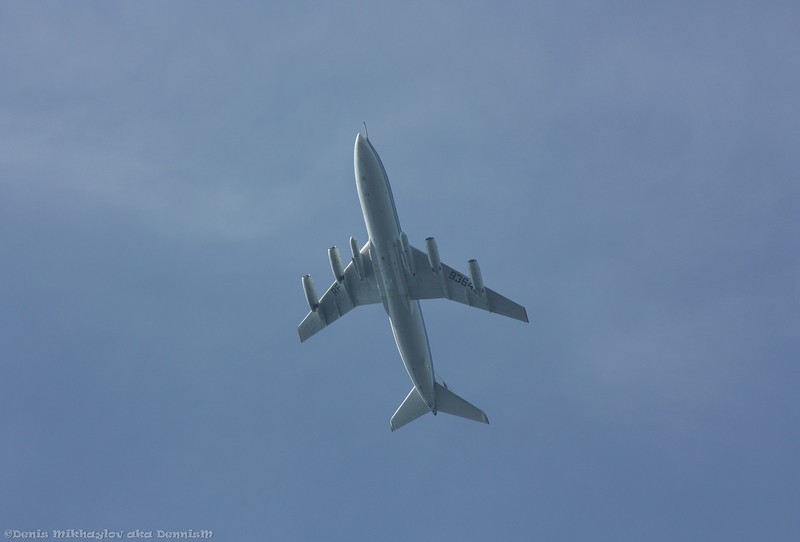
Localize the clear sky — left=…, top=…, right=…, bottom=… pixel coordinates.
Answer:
left=2, top=1, right=799, bottom=540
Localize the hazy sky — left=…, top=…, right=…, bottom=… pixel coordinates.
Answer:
left=2, top=2, right=799, bottom=540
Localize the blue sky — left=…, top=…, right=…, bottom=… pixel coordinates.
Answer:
left=1, top=1, right=798, bottom=540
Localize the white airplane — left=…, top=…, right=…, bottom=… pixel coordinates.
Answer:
left=298, top=132, right=529, bottom=431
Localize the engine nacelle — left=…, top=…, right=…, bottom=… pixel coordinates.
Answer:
left=400, top=232, right=416, bottom=275
left=350, top=236, right=364, bottom=279
left=328, top=246, right=345, bottom=282
left=425, top=237, right=441, bottom=272
left=302, top=274, right=319, bottom=310
left=468, top=259, right=485, bottom=295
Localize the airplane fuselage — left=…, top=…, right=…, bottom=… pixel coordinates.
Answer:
left=354, top=134, right=436, bottom=408
left=299, top=132, right=527, bottom=429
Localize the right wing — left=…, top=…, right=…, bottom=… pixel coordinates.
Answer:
left=297, top=241, right=382, bottom=342
left=406, top=244, right=529, bottom=323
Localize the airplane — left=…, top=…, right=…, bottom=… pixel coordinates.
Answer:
left=298, top=131, right=529, bottom=431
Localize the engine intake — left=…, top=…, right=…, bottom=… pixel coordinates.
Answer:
left=350, top=236, right=364, bottom=279
left=400, top=232, right=416, bottom=275
left=328, top=246, right=345, bottom=282
left=425, top=237, right=441, bottom=272
left=302, top=274, right=319, bottom=310
left=468, top=259, right=485, bottom=295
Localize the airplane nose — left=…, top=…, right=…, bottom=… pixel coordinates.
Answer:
left=355, top=132, right=367, bottom=155
left=354, top=132, right=372, bottom=165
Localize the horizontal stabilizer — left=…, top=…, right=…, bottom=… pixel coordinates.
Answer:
left=390, top=387, right=431, bottom=431
left=434, top=382, right=489, bottom=425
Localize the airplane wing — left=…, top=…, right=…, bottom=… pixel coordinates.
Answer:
left=297, top=242, right=383, bottom=342
left=406, top=244, right=529, bottom=323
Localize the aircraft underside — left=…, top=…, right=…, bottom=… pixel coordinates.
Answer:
left=298, top=132, right=528, bottom=430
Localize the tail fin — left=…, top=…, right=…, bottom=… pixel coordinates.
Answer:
left=390, top=387, right=431, bottom=431
left=434, top=382, right=489, bottom=425
left=390, top=383, right=489, bottom=431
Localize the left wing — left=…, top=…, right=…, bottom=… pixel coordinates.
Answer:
left=298, top=241, right=382, bottom=342
left=406, top=244, right=529, bottom=323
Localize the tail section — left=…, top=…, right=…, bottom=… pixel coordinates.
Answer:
left=433, top=382, right=489, bottom=425
left=390, top=387, right=430, bottom=431
left=390, top=383, right=489, bottom=431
